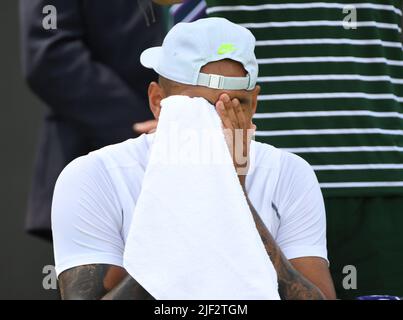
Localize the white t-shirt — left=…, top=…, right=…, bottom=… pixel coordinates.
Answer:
left=52, top=133, right=328, bottom=277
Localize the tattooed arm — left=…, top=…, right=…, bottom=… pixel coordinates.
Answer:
left=58, top=264, right=154, bottom=300
left=244, top=193, right=334, bottom=300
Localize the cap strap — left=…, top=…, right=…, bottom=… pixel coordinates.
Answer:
left=197, top=73, right=251, bottom=90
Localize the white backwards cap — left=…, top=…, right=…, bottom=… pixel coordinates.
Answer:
left=140, top=17, right=258, bottom=91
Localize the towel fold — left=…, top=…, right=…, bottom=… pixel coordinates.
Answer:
left=123, top=95, right=280, bottom=300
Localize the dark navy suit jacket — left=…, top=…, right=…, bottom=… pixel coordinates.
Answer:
left=19, top=0, right=165, bottom=240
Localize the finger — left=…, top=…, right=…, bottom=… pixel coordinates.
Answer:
left=133, top=120, right=158, bottom=134
left=231, top=99, right=244, bottom=155
left=232, top=98, right=247, bottom=129
left=220, top=93, right=239, bottom=128
left=216, top=100, right=233, bottom=129
left=231, top=98, right=249, bottom=159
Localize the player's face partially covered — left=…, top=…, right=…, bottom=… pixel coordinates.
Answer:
left=147, top=59, right=260, bottom=124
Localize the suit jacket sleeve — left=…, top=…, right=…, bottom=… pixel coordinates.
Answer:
left=19, top=0, right=152, bottom=137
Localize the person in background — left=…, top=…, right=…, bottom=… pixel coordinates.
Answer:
left=19, top=0, right=165, bottom=240
left=143, top=0, right=403, bottom=299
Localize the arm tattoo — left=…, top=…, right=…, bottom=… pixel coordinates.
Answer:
left=245, top=196, right=325, bottom=300
left=102, top=274, right=154, bottom=300
left=59, top=264, right=154, bottom=300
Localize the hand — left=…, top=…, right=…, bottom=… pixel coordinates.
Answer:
left=133, top=119, right=158, bottom=134
left=215, top=93, right=256, bottom=186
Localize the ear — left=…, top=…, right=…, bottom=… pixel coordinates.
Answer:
left=251, top=85, right=261, bottom=116
left=148, top=81, right=166, bottom=120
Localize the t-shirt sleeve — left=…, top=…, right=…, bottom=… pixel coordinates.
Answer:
left=51, top=154, right=124, bottom=277
left=274, top=151, right=328, bottom=262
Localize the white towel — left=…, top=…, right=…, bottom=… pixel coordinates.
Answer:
left=123, top=95, right=280, bottom=300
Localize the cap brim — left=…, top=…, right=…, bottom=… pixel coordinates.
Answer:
left=140, top=46, right=163, bottom=69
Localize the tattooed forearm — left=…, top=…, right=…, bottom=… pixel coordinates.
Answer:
left=245, top=195, right=325, bottom=300
left=102, top=275, right=154, bottom=300
left=58, top=264, right=154, bottom=300
left=59, top=264, right=109, bottom=299
left=277, top=266, right=325, bottom=300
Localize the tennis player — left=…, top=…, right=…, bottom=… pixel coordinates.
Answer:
left=51, top=18, right=336, bottom=300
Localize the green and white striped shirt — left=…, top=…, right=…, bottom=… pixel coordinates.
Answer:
left=206, top=0, right=403, bottom=197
